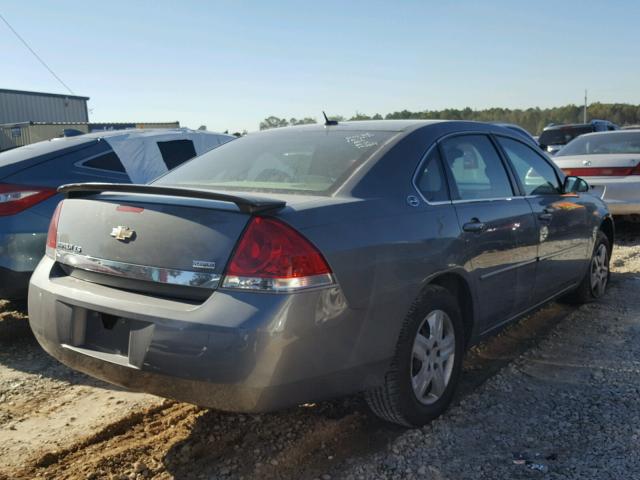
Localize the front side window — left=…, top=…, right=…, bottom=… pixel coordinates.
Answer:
left=415, top=147, right=449, bottom=202
left=498, top=137, right=560, bottom=195
left=440, top=135, right=513, bottom=201
left=155, top=130, right=396, bottom=194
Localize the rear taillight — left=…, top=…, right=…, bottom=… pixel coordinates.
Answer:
left=222, top=217, right=333, bottom=292
left=563, top=164, right=640, bottom=176
left=45, top=201, right=63, bottom=259
left=0, top=183, right=57, bottom=216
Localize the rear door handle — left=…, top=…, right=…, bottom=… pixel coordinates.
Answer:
left=462, top=219, right=486, bottom=233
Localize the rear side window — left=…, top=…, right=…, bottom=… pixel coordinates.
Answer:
left=498, top=137, right=560, bottom=195
left=415, top=148, right=449, bottom=202
left=82, top=151, right=126, bottom=173
left=157, top=140, right=197, bottom=169
left=440, top=135, right=513, bottom=201
left=557, top=131, right=640, bottom=156
left=154, top=130, right=396, bottom=194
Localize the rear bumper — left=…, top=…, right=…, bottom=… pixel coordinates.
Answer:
left=0, top=232, right=46, bottom=272
left=0, top=266, right=32, bottom=299
left=28, top=257, right=386, bottom=412
left=0, top=231, right=46, bottom=299
left=587, top=178, right=640, bottom=215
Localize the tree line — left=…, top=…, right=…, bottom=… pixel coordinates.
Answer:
left=259, top=103, right=640, bottom=134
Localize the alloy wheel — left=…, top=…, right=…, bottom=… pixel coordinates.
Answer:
left=411, top=309, right=456, bottom=405
left=590, top=244, right=609, bottom=298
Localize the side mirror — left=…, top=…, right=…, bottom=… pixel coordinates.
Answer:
left=563, top=175, right=589, bottom=194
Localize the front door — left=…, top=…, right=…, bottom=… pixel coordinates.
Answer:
left=495, top=136, right=591, bottom=303
left=440, top=134, right=538, bottom=331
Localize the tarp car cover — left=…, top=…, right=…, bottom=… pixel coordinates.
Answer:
left=103, top=129, right=233, bottom=183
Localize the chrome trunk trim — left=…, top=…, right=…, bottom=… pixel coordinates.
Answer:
left=56, top=251, right=221, bottom=289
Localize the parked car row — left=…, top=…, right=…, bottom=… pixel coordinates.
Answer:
left=24, top=120, right=614, bottom=427
left=0, top=128, right=233, bottom=298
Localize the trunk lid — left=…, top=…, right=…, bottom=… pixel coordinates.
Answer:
left=54, top=184, right=287, bottom=299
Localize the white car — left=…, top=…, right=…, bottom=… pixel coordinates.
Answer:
left=553, top=130, right=640, bottom=215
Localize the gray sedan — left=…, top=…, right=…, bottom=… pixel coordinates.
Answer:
left=28, top=120, right=613, bottom=426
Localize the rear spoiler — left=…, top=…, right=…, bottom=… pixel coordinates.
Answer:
left=58, top=183, right=286, bottom=214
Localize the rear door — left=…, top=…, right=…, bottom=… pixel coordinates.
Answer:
left=495, top=136, right=590, bottom=303
left=440, top=134, right=538, bottom=330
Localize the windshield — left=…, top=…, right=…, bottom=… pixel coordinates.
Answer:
left=154, top=129, right=396, bottom=194
left=538, top=126, right=593, bottom=147
left=557, top=132, right=640, bottom=156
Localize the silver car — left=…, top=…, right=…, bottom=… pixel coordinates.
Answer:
left=28, top=120, right=613, bottom=426
left=553, top=130, right=640, bottom=216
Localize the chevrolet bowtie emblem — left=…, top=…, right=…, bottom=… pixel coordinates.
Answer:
left=110, top=226, right=135, bottom=242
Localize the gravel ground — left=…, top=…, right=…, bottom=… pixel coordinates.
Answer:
left=1, top=223, right=640, bottom=479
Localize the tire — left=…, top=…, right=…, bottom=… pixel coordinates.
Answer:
left=563, top=231, right=611, bottom=304
left=365, top=285, right=465, bottom=427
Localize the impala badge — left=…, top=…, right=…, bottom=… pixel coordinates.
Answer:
left=110, top=226, right=135, bottom=242
left=193, top=260, right=216, bottom=270
left=582, top=160, right=592, bottom=166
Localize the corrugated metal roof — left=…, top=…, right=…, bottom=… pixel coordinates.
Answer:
left=0, top=88, right=89, bottom=100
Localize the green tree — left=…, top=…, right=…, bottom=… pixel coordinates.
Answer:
left=259, top=116, right=289, bottom=130
left=289, top=117, right=317, bottom=125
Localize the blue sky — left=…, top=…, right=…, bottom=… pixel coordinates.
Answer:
left=2, top=1, right=638, bottom=132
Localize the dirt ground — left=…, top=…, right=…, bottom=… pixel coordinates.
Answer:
left=1, top=223, right=639, bottom=480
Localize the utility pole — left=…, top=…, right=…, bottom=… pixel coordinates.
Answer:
left=584, top=89, right=588, bottom=123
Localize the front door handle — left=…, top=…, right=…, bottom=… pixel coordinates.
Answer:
left=462, top=219, right=486, bottom=233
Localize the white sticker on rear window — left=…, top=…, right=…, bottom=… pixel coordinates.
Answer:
left=345, top=133, right=378, bottom=149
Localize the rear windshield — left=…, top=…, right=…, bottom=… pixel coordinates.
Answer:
left=557, top=132, right=640, bottom=156
left=538, top=126, right=594, bottom=147
left=154, top=129, right=396, bottom=194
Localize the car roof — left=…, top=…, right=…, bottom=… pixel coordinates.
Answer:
left=253, top=120, right=447, bottom=134
left=543, top=123, right=593, bottom=131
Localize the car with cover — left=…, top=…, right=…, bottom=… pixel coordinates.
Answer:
left=0, top=128, right=232, bottom=298
left=28, top=120, right=613, bottom=426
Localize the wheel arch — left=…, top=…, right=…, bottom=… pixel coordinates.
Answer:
left=428, top=271, right=475, bottom=348
left=600, top=215, right=614, bottom=254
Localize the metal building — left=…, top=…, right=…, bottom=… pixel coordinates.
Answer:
left=0, top=88, right=89, bottom=124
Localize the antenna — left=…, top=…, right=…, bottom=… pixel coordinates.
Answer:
left=323, top=111, right=338, bottom=126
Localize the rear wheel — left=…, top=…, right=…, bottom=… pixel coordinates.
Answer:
left=564, top=231, right=611, bottom=304
left=365, top=285, right=465, bottom=427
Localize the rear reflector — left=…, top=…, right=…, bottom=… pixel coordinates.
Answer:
left=563, top=165, right=640, bottom=176
left=222, top=216, right=333, bottom=292
left=0, top=183, right=57, bottom=216
left=116, top=205, right=144, bottom=213
left=46, top=201, right=63, bottom=259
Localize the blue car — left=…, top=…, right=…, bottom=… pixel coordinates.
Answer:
left=0, top=128, right=232, bottom=298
